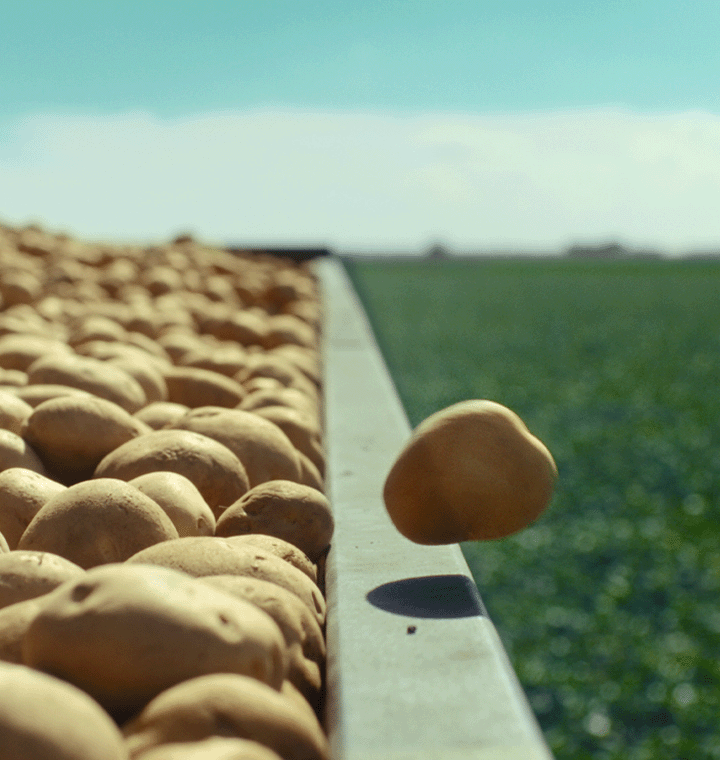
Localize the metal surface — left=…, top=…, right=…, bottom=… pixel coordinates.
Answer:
left=318, top=257, right=553, bottom=760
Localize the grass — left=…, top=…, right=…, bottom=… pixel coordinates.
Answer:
left=343, top=255, right=720, bottom=760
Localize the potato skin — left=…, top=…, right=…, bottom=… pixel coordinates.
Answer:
left=0, top=468, right=66, bottom=549
left=0, top=549, right=85, bottom=609
left=129, top=471, right=216, bottom=537
left=0, top=661, right=127, bottom=760
left=22, top=395, right=151, bottom=485
left=126, top=537, right=326, bottom=627
left=133, top=737, right=284, bottom=760
left=168, top=408, right=302, bottom=489
left=26, top=354, right=147, bottom=414
left=18, top=478, right=179, bottom=568
left=94, top=429, right=250, bottom=515
left=383, top=399, right=558, bottom=543
left=123, top=673, right=329, bottom=760
left=23, top=564, right=287, bottom=721
left=0, top=428, right=47, bottom=476
left=216, top=481, right=333, bottom=564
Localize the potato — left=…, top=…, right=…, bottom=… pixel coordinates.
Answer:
left=0, top=531, right=8, bottom=552
left=168, top=408, right=301, bottom=488
left=250, top=406, right=324, bottom=475
left=133, top=738, right=283, bottom=760
left=295, top=452, right=324, bottom=492
left=0, top=428, right=46, bottom=475
left=156, top=330, right=210, bottom=364
left=95, top=429, right=250, bottom=515
left=129, top=471, right=216, bottom=537
left=123, top=673, right=329, bottom=760
left=22, top=395, right=151, bottom=484
left=13, top=383, right=96, bottom=407
left=383, top=399, right=558, bottom=543
left=223, top=535, right=317, bottom=583
left=23, top=564, right=287, bottom=720
left=0, top=387, right=33, bottom=434
left=200, top=575, right=325, bottom=703
left=268, top=345, right=322, bottom=388
left=126, top=538, right=326, bottom=627
left=216, top=482, right=333, bottom=564
left=179, top=344, right=248, bottom=378
left=0, top=661, right=128, bottom=760
left=239, top=388, right=318, bottom=420
left=0, top=367, right=28, bottom=386
left=262, top=315, right=316, bottom=351
left=0, top=549, right=85, bottom=608
left=0, top=594, right=50, bottom=663
left=0, top=468, right=66, bottom=549
left=0, top=333, right=71, bottom=371
left=67, top=315, right=128, bottom=346
left=109, top=356, right=169, bottom=406
left=198, top=310, right=268, bottom=347
left=163, top=366, right=246, bottom=408
left=18, top=478, right=179, bottom=568
left=26, top=353, right=147, bottom=413
left=133, top=401, right=190, bottom=429
left=235, top=356, right=318, bottom=402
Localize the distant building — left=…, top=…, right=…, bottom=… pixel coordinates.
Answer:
left=426, top=242, right=450, bottom=259
left=565, top=242, right=628, bottom=259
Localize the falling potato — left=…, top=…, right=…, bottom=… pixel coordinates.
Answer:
left=383, top=399, right=558, bottom=544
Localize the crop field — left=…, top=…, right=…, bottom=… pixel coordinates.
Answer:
left=342, top=255, right=720, bottom=760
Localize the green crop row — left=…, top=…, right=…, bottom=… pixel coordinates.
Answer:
left=343, top=256, right=720, bottom=760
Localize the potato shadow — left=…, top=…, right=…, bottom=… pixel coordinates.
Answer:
left=366, top=574, right=487, bottom=619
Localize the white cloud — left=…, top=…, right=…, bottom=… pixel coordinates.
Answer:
left=1, top=107, right=720, bottom=254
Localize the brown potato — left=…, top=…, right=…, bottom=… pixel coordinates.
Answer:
left=126, top=538, right=325, bottom=627
left=123, top=673, right=329, bottom=760
left=109, top=356, right=169, bottom=405
left=262, top=315, right=316, bottom=350
left=239, top=387, right=318, bottom=420
left=179, top=344, right=248, bottom=378
left=0, top=388, right=33, bottom=434
left=13, top=383, right=96, bottom=407
left=0, top=333, right=71, bottom=371
left=23, top=395, right=151, bottom=484
left=0, top=367, right=28, bottom=386
left=95, top=429, right=250, bottom=515
left=250, top=406, right=324, bottom=472
left=0, top=594, right=50, bottom=663
left=26, top=354, right=147, bottom=413
left=23, top=564, right=287, bottom=721
left=18, top=478, right=179, bottom=568
left=129, top=471, right=216, bottom=537
left=200, top=575, right=325, bottom=703
left=223, top=535, right=317, bottom=583
left=0, top=468, right=65, bottom=548
left=163, top=366, right=246, bottom=409
left=134, top=401, right=191, bottom=429
left=383, top=399, right=558, bottom=543
left=198, top=310, right=268, bottom=347
left=295, top=451, right=324, bottom=492
left=0, top=661, right=128, bottom=760
left=216, top=482, right=333, bottom=564
left=0, top=428, right=46, bottom=475
left=268, top=345, right=322, bottom=388
left=168, top=407, right=301, bottom=488
left=0, top=549, right=85, bottom=608
left=133, top=738, right=283, bottom=760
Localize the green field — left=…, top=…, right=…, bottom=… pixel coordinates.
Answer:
left=343, top=256, right=720, bottom=760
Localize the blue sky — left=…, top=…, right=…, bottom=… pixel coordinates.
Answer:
left=2, top=1, right=719, bottom=253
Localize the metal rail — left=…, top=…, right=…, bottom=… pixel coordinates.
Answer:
left=317, top=256, right=553, bottom=760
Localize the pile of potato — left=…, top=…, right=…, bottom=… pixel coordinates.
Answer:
left=0, top=222, right=332, bottom=760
